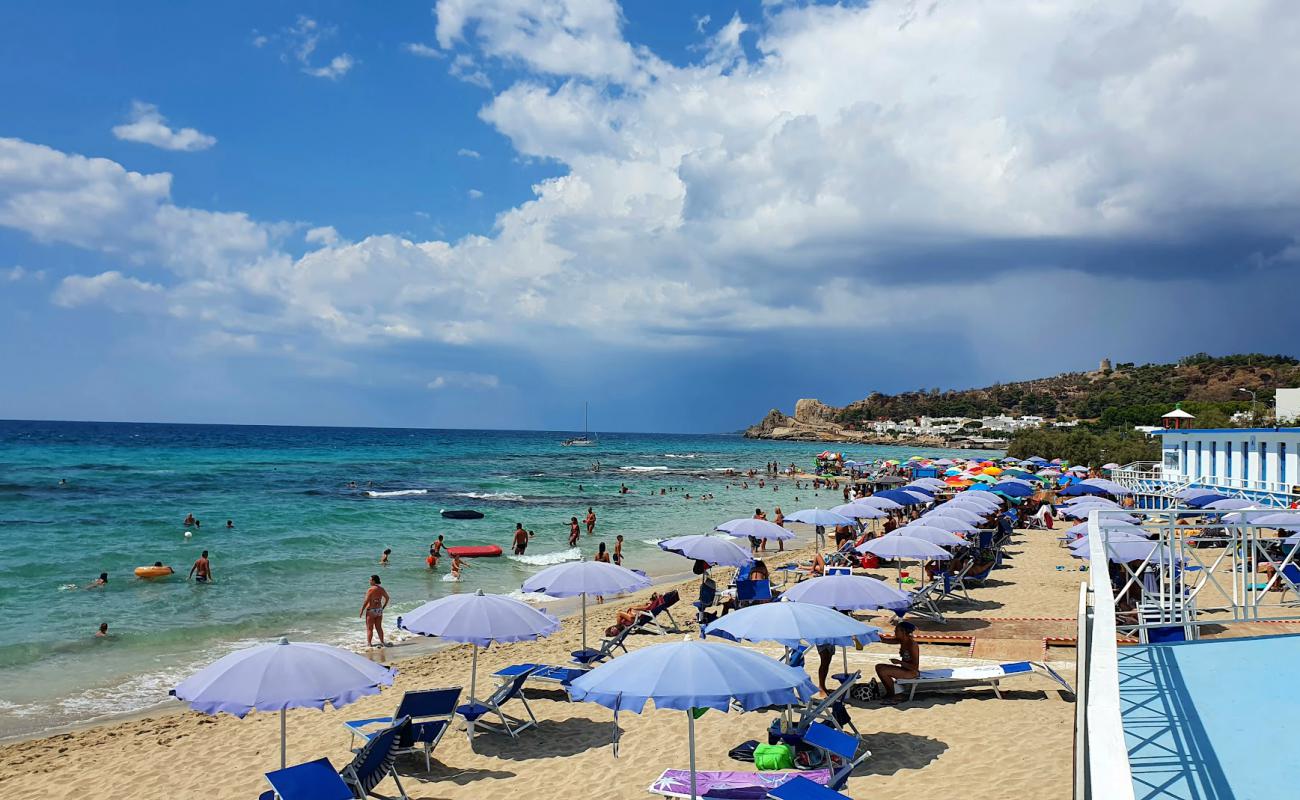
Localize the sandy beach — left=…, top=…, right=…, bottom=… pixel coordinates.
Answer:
left=0, top=525, right=1082, bottom=799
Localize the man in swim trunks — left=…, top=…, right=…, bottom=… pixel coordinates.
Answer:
left=613, top=534, right=624, bottom=566
left=585, top=507, right=596, bottom=536
left=188, top=551, right=212, bottom=583
left=360, top=575, right=390, bottom=647
left=512, top=523, right=530, bottom=555
left=428, top=535, right=445, bottom=569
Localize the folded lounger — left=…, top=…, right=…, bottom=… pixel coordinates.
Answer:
left=343, top=687, right=461, bottom=771
left=261, top=718, right=411, bottom=800
left=651, top=721, right=869, bottom=798
left=893, top=660, right=1074, bottom=701
left=260, top=757, right=353, bottom=800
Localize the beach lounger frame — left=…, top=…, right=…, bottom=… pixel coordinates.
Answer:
left=903, top=580, right=945, bottom=623
left=340, top=716, right=411, bottom=800
left=893, top=660, right=1073, bottom=701
left=456, top=667, right=539, bottom=743
left=571, top=622, right=634, bottom=665
left=632, top=589, right=685, bottom=634
left=343, top=687, right=461, bottom=772
left=492, top=662, right=589, bottom=689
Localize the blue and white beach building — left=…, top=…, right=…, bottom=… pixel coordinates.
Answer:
left=1112, top=425, right=1300, bottom=509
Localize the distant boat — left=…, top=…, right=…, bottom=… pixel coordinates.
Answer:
left=562, top=402, right=598, bottom=447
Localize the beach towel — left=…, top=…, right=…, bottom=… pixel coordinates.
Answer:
left=649, top=769, right=831, bottom=799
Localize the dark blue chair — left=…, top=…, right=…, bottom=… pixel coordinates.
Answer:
left=344, top=687, right=460, bottom=771
left=736, top=579, right=772, bottom=607
left=457, top=668, right=538, bottom=743
left=340, top=716, right=410, bottom=799
left=259, top=757, right=352, bottom=800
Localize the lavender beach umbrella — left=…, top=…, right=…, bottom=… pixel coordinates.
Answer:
left=716, top=518, right=796, bottom=541
left=893, top=525, right=967, bottom=547
left=832, top=503, right=886, bottom=520
left=854, top=496, right=903, bottom=511
left=705, top=599, right=884, bottom=681
left=659, top=535, right=754, bottom=566
left=916, top=515, right=977, bottom=534
left=858, top=535, right=952, bottom=560
left=780, top=574, right=910, bottom=611
left=1246, top=513, right=1300, bottom=530
left=568, top=640, right=814, bottom=800
left=398, top=590, right=560, bottom=709
left=171, top=637, right=396, bottom=768
left=523, top=560, right=650, bottom=653
left=782, top=509, right=855, bottom=528
left=1077, top=541, right=1183, bottom=564
left=1203, top=499, right=1260, bottom=511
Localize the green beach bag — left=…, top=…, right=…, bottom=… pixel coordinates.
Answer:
left=753, top=743, right=795, bottom=771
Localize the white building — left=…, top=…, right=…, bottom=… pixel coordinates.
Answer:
left=1154, top=427, right=1300, bottom=502
left=1278, top=388, right=1300, bottom=424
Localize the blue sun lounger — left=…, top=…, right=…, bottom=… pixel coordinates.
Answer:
left=493, top=662, right=588, bottom=688
left=260, top=758, right=353, bottom=800
left=457, top=667, right=538, bottom=743
left=893, top=660, right=1073, bottom=701
left=343, top=687, right=460, bottom=771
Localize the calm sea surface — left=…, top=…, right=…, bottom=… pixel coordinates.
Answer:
left=0, top=420, right=1000, bottom=738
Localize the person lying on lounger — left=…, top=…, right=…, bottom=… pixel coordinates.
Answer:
left=606, top=593, right=663, bottom=635
left=876, top=620, right=920, bottom=704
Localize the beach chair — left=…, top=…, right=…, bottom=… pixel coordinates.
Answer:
left=456, top=668, right=538, bottom=742
left=570, top=623, right=633, bottom=665
left=735, top=579, right=772, bottom=608
left=903, top=581, right=945, bottom=623
left=493, top=662, right=588, bottom=689
left=343, top=687, right=460, bottom=771
left=651, top=722, right=869, bottom=799
left=936, top=562, right=974, bottom=603
left=782, top=643, right=809, bottom=668
left=826, top=566, right=851, bottom=577
left=767, top=777, right=851, bottom=799
left=339, top=716, right=411, bottom=799
left=632, top=589, right=685, bottom=634
left=260, top=757, right=352, bottom=800
left=1249, top=563, right=1300, bottom=604
left=784, top=671, right=860, bottom=736
left=893, top=661, right=1073, bottom=701
left=823, top=541, right=858, bottom=568
left=692, top=581, right=719, bottom=626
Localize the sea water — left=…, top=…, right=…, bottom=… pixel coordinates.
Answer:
left=0, top=420, right=999, bottom=738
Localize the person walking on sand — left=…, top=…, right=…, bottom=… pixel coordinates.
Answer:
left=585, top=507, right=597, bottom=536
left=569, top=516, right=581, bottom=548
left=613, top=534, right=624, bottom=566
left=773, top=506, right=785, bottom=553
left=188, top=551, right=212, bottom=583
left=512, top=523, right=530, bottom=555
left=360, top=575, right=390, bottom=648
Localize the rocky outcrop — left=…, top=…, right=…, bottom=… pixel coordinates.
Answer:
left=744, top=399, right=990, bottom=448
left=793, top=398, right=836, bottom=424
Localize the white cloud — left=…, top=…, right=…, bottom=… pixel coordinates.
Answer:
left=427, top=371, right=501, bottom=390
left=467, top=188, right=484, bottom=199
left=5, top=265, right=45, bottom=282
left=449, top=54, right=491, bottom=88
left=457, top=148, right=481, bottom=159
left=111, top=102, right=216, bottom=152
left=5, top=1, right=1300, bottom=367
left=305, top=226, right=341, bottom=247
left=304, top=54, right=355, bottom=80
left=404, top=42, right=445, bottom=59
left=52, top=271, right=165, bottom=312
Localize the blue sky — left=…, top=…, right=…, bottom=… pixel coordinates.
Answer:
left=2, top=1, right=1299, bottom=433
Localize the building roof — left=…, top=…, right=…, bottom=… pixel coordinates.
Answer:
left=1162, top=408, right=1195, bottom=419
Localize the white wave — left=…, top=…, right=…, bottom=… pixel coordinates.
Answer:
left=507, top=590, right=555, bottom=603
left=508, top=547, right=582, bottom=566
left=620, top=466, right=669, bottom=472
left=641, top=539, right=665, bottom=547
left=365, top=489, right=428, bottom=497
left=663, top=453, right=699, bottom=459
left=440, top=573, right=461, bottom=582
left=456, top=491, right=525, bottom=501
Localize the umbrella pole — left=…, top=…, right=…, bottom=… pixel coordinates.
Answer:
left=280, top=707, right=287, bottom=769
left=582, top=593, right=588, bottom=652
left=470, top=645, right=478, bottom=703
left=688, top=711, right=698, bottom=800
left=842, top=644, right=849, bottom=678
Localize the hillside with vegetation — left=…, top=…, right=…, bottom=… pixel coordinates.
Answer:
left=746, top=353, right=1300, bottom=463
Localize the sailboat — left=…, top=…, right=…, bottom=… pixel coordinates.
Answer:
left=562, top=403, right=598, bottom=447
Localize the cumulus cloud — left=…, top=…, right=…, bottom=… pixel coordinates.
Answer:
left=449, top=54, right=491, bottom=88
left=267, top=15, right=356, bottom=80
left=112, top=102, right=217, bottom=152
left=304, top=54, right=355, bottom=80
left=4, top=0, right=1300, bottom=372
left=427, top=371, right=501, bottom=390
left=52, top=271, right=165, bottom=312
left=403, top=42, right=445, bottom=58
left=457, top=148, right=481, bottom=159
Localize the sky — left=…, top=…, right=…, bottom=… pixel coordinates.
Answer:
left=2, top=0, right=1299, bottom=433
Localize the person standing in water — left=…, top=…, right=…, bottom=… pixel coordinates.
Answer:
left=428, top=535, right=445, bottom=569
left=512, top=523, right=530, bottom=555
left=360, top=575, right=390, bottom=647
left=96, top=622, right=109, bottom=638
left=585, top=507, right=597, bottom=536
left=569, top=516, right=581, bottom=548
left=380, top=548, right=391, bottom=565
left=188, top=551, right=212, bottom=583
left=593, top=542, right=611, bottom=602
left=613, top=534, right=624, bottom=566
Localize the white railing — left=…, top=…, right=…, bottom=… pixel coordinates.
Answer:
left=1110, top=465, right=1297, bottom=509
left=1073, top=582, right=1090, bottom=800
left=1081, top=510, right=1136, bottom=799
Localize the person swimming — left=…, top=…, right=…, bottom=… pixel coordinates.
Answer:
left=380, top=548, right=391, bottom=566
left=96, top=622, right=109, bottom=638
left=86, top=572, right=108, bottom=590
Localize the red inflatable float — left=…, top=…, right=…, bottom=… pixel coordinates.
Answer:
left=446, top=545, right=502, bottom=558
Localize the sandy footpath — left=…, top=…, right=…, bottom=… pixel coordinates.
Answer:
left=0, top=527, right=1082, bottom=799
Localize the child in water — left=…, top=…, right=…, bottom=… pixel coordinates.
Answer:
left=450, top=555, right=470, bottom=581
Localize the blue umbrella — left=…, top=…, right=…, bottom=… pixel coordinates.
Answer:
left=1060, top=483, right=1108, bottom=497
left=779, top=573, right=910, bottom=611
left=523, top=560, right=650, bottom=653
left=568, top=640, right=815, bottom=800
left=891, top=525, right=966, bottom=547
left=1185, top=493, right=1231, bottom=508
left=1068, top=531, right=1153, bottom=553
left=716, top=518, right=796, bottom=541
left=857, top=535, right=952, bottom=586
left=873, top=489, right=927, bottom=506
left=1175, top=487, right=1222, bottom=501
left=1246, top=512, right=1300, bottom=530
left=782, top=508, right=855, bottom=527
left=705, top=600, right=883, bottom=683
left=171, top=637, right=396, bottom=768
left=900, top=485, right=935, bottom=496
left=993, top=482, right=1034, bottom=498
left=398, top=589, right=560, bottom=707
left=1064, top=520, right=1147, bottom=538
left=832, top=502, right=886, bottom=520
left=1082, top=478, right=1132, bottom=496
left=659, top=534, right=754, bottom=566
left=854, top=496, right=903, bottom=511
left=1203, top=498, right=1259, bottom=511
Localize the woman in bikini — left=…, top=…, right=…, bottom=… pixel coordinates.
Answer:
left=876, top=620, right=920, bottom=703
left=359, top=575, right=390, bottom=648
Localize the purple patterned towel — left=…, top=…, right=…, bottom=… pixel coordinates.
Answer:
left=649, top=769, right=831, bottom=798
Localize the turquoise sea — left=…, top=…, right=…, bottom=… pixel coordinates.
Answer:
left=0, top=420, right=1000, bottom=738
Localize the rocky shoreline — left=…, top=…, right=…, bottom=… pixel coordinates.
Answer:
left=743, top=399, right=1006, bottom=450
